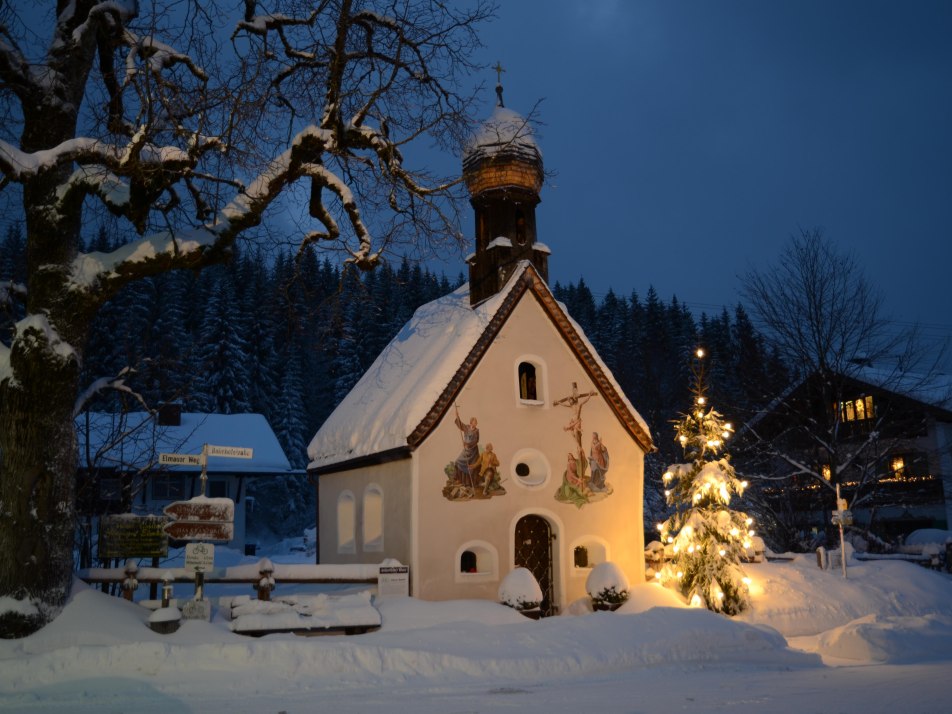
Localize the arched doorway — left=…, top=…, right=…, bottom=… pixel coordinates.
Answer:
left=514, top=514, right=555, bottom=616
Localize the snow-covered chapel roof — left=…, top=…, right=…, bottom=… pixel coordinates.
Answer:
left=307, top=262, right=653, bottom=471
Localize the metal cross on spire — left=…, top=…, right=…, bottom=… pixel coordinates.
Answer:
left=493, top=61, right=505, bottom=107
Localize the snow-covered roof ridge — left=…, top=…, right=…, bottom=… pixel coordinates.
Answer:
left=307, top=262, right=653, bottom=470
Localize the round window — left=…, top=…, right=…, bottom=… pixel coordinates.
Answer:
left=510, top=449, right=550, bottom=488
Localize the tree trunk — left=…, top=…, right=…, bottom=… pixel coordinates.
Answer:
left=0, top=345, right=80, bottom=637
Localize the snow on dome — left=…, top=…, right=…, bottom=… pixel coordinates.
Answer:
left=463, top=105, right=543, bottom=173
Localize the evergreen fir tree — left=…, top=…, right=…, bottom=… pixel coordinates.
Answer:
left=191, top=266, right=252, bottom=413
left=656, top=347, right=753, bottom=615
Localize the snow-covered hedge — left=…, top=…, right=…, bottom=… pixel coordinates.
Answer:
left=586, top=562, right=630, bottom=610
left=498, top=567, right=543, bottom=611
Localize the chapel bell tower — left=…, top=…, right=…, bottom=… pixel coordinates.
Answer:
left=462, top=71, right=547, bottom=305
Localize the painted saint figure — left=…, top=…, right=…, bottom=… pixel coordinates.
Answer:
left=588, top=432, right=610, bottom=492
left=478, top=442, right=505, bottom=495
left=454, top=411, right=480, bottom=483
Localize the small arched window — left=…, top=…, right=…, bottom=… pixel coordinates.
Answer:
left=337, top=491, right=356, bottom=554
left=455, top=541, right=498, bottom=582
left=460, top=550, right=478, bottom=573
left=571, top=537, right=608, bottom=573
left=574, top=546, right=589, bottom=568
left=362, top=484, right=384, bottom=552
left=518, top=362, right=538, bottom=401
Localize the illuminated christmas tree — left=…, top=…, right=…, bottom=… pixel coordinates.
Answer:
left=656, top=348, right=752, bottom=615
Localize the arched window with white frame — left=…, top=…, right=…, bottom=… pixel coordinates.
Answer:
left=337, top=491, right=356, bottom=554
left=362, top=484, right=384, bottom=552
left=515, top=356, right=546, bottom=405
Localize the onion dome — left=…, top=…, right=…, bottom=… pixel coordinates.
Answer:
left=462, top=76, right=548, bottom=305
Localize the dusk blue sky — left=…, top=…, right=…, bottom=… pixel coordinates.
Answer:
left=433, top=0, right=951, bottom=362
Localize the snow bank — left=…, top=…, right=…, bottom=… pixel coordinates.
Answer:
left=738, top=556, right=952, bottom=637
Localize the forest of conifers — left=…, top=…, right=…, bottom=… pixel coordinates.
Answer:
left=1, top=225, right=787, bottom=539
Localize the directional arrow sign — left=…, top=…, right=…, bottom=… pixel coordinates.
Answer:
left=164, top=498, right=235, bottom=523
left=164, top=520, right=234, bottom=543
left=159, top=453, right=203, bottom=466
left=206, top=444, right=253, bottom=459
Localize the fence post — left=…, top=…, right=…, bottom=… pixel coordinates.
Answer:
left=122, top=560, right=139, bottom=601
left=255, top=558, right=276, bottom=601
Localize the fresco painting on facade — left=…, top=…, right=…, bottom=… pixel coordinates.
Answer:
left=554, top=382, right=613, bottom=507
left=443, top=405, right=507, bottom=501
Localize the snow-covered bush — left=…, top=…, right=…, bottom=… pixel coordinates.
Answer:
left=586, top=562, right=630, bottom=610
left=498, top=567, right=543, bottom=611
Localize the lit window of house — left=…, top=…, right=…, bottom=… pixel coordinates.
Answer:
left=890, top=456, right=906, bottom=479
left=837, top=395, right=875, bottom=422
left=821, top=465, right=831, bottom=481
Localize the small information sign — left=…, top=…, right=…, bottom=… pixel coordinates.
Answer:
left=184, top=542, right=215, bottom=573
left=377, top=565, right=410, bottom=599
left=98, top=514, right=169, bottom=559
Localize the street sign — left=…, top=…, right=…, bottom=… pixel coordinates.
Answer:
left=159, top=453, right=203, bottom=466
left=206, top=444, right=253, bottom=459
left=185, top=542, right=215, bottom=573
left=164, top=498, right=234, bottom=523
left=163, top=497, right=235, bottom=542
left=164, top=520, right=234, bottom=542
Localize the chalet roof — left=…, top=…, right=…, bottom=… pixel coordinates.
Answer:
left=77, top=412, right=296, bottom=474
left=307, top=262, right=654, bottom=471
left=742, top=366, right=952, bottom=434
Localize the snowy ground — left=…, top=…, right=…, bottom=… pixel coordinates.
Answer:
left=2, top=542, right=951, bottom=714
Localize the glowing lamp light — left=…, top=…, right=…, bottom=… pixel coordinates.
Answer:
left=679, top=435, right=688, bottom=445
left=687, top=545, right=695, bottom=553
left=663, top=471, right=673, bottom=482
left=725, top=422, right=733, bottom=431
left=742, top=577, right=751, bottom=585
left=677, top=571, right=684, bottom=580
left=730, top=528, right=740, bottom=537
left=748, top=530, right=755, bottom=536
left=745, top=518, right=753, bottom=526
left=696, top=348, right=705, bottom=358
left=656, top=523, right=664, bottom=531
left=718, top=549, right=726, bottom=556
left=716, top=592, right=725, bottom=600
left=697, top=396, right=706, bottom=405
left=690, top=594, right=702, bottom=607
left=654, top=571, right=661, bottom=579
left=740, top=480, right=749, bottom=488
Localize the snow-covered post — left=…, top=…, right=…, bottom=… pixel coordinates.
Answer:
left=122, top=560, right=139, bottom=602
left=255, top=558, right=276, bottom=601
left=161, top=571, right=174, bottom=608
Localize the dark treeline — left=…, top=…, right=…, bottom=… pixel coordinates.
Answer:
left=2, top=224, right=786, bottom=538
left=2, top=225, right=459, bottom=540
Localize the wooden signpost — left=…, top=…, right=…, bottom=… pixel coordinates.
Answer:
left=157, top=443, right=250, bottom=617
